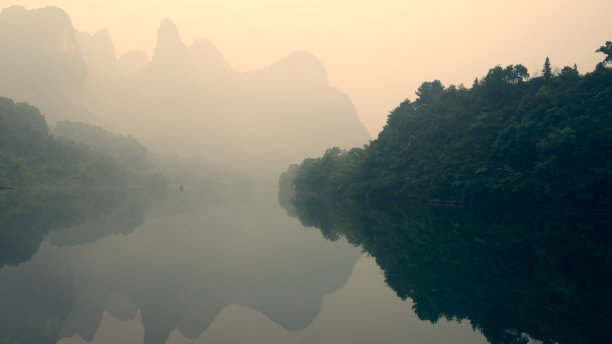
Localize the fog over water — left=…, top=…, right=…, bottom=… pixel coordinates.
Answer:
left=1, top=3, right=611, bottom=344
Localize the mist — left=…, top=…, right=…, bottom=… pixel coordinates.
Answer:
left=1, top=3, right=611, bottom=344
left=0, top=5, right=370, bottom=179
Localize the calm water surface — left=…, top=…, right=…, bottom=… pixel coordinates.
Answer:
left=1, top=188, right=609, bottom=343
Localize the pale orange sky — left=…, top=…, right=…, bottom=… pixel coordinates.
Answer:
left=3, top=0, right=612, bottom=136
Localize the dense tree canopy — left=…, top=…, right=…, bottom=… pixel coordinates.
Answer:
left=283, top=44, right=612, bottom=208
left=596, top=41, right=612, bottom=66
left=0, top=97, right=163, bottom=187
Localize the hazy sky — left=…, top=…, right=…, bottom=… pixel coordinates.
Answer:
left=3, top=0, right=612, bottom=136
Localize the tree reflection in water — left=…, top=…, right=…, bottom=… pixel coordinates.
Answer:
left=282, top=193, right=612, bottom=344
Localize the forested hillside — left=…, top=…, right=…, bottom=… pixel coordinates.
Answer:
left=54, top=120, right=152, bottom=177
left=284, top=43, right=612, bottom=208
left=0, top=97, right=162, bottom=187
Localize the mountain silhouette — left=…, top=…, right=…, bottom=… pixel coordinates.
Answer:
left=90, top=19, right=370, bottom=176
left=0, top=6, right=90, bottom=123
left=76, top=29, right=118, bottom=79
left=190, top=38, right=236, bottom=78
left=254, top=50, right=329, bottom=85
left=0, top=8, right=370, bottom=177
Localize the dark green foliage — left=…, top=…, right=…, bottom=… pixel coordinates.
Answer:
left=282, top=193, right=612, bottom=344
left=284, top=45, right=612, bottom=208
left=542, top=57, right=552, bottom=80
left=596, top=41, right=612, bottom=66
left=0, top=97, right=164, bottom=187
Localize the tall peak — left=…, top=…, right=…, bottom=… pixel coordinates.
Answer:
left=152, top=18, right=187, bottom=66
left=157, top=19, right=182, bottom=48
left=75, top=29, right=117, bottom=78
left=261, top=50, right=328, bottom=85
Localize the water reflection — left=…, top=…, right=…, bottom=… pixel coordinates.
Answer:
left=282, top=193, right=612, bottom=344
left=59, top=254, right=488, bottom=344
left=0, top=187, right=154, bottom=343
left=0, top=188, right=152, bottom=267
left=0, top=188, right=362, bottom=343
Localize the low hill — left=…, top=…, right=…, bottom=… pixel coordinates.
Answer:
left=0, top=97, right=162, bottom=188
left=283, top=44, right=612, bottom=208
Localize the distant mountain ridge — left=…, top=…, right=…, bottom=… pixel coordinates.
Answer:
left=93, top=17, right=370, bottom=177
left=0, top=5, right=370, bottom=177
left=0, top=6, right=89, bottom=123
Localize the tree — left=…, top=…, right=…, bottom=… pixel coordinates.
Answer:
left=415, top=80, right=444, bottom=105
left=542, top=57, right=552, bottom=80
left=596, top=41, right=612, bottom=66
left=502, top=64, right=529, bottom=84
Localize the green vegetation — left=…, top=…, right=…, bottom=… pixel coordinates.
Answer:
left=0, top=97, right=164, bottom=188
left=282, top=193, right=612, bottom=344
left=54, top=120, right=151, bottom=174
left=596, top=41, right=612, bottom=67
left=284, top=44, right=612, bottom=208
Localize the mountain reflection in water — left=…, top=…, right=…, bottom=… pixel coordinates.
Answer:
left=4, top=186, right=607, bottom=344
left=0, top=188, right=363, bottom=343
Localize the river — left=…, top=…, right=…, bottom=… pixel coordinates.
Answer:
left=1, top=187, right=609, bottom=344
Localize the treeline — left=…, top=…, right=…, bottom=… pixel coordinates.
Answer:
left=284, top=43, right=612, bottom=208
left=54, top=120, right=151, bottom=174
left=0, top=97, right=164, bottom=187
